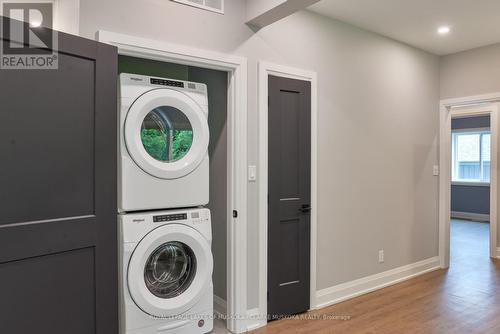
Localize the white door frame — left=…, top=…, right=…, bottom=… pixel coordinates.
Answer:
left=96, top=31, right=248, bottom=334
left=255, top=61, right=318, bottom=330
left=439, top=93, right=500, bottom=268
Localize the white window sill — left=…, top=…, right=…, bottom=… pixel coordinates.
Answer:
left=452, top=181, right=490, bottom=187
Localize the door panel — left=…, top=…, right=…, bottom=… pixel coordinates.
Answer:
left=0, top=17, right=118, bottom=334
left=278, top=219, right=301, bottom=283
left=268, top=75, right=311, bottom=318
left=0, top=248, right=96, bottom=333
left=279, top=90, right=301, bottom=198
left=1, top=52, right=95, bottom=225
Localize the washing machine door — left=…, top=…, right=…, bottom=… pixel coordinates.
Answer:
left=124, top=88, right=209, bottom=179
left=127, top=224, right=213, bottom=318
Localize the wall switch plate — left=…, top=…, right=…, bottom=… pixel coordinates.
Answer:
left=378, top=250, right=384, bottom=263
left=433, top=165, right=439, bottom=176
left=248, top=165, right=257, bottom=182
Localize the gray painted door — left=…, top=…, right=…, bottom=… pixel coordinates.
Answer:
left=268, top=75, right=311, bottom=319
left=0, top=17, right=118, bottom=333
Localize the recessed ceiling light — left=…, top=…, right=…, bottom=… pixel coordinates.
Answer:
left=438, top=26, right=450, bottom=35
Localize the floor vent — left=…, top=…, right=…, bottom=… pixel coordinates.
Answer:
left=172, top=0, right=224, bottom=14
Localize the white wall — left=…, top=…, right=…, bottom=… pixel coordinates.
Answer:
left=440, top=43, right=500, bottom=100
left=246, top=0, right=285, bottom=21
left=80, top=0, right=440, bottom=310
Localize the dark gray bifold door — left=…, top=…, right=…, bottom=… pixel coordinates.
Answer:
left=0, top=17, right=118, bottom=334
left=268, top=75, right=311, bottom=319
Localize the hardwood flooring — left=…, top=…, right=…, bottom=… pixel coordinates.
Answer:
left=249, top=219, right=500, bottom=334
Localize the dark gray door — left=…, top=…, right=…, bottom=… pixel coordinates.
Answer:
left=0, top=17, right=118, bottom=334
left=268, top=75, right=311, bottom=319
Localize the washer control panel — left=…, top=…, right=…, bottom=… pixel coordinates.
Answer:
left=121, top=208, right=211, bottom=243
left=153, top=213, right=187, bottom=223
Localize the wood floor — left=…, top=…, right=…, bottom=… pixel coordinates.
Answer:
left=249, top=219, right=500, bottom=334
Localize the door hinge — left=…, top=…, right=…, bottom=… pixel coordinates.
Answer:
left=233, top=210, right=238, bottom=218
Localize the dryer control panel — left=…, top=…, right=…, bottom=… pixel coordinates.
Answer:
left=150, top=78, right=184, bottom=88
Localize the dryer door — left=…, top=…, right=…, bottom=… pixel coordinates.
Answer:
left=125, top=88, right=209, bottom=179
left=127, top=224, right=213, bottom=318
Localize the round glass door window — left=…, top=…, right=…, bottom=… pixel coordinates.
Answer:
left=144, top=241, right=197, bottom=299
left=141, top=106, right=193, bottom=162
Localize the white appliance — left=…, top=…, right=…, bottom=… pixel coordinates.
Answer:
left=119, top=208, right=213, bottom=334
left=119, top=73, right=210, bottom=212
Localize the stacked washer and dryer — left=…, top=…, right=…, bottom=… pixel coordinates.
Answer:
left=118, top=73, right=214, bottom=334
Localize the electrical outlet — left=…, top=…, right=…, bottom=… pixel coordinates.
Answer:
left=378, top=250, right=385, bottom=263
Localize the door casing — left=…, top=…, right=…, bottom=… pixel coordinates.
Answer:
left=97, top=31, right=248, bottom=334
left=439, top=94, right=500, bottom=268
left=256, top=61, right=318, bottom=331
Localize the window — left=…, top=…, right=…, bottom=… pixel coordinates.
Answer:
left=452, top=130, right=491, bottom=183
left=172, top=0, right=224, bottom=14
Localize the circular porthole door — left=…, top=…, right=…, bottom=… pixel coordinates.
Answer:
left=125, top=88, right=209, bottom=179
left=127, top=224, right=213, bottom=318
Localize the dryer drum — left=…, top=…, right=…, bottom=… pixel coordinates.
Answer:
left=144, top=241, right=197, bottom=299
left=140, top=106, right=194, bottom=163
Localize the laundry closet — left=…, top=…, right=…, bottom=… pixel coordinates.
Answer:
left=117, top=55, right=228, bottom=333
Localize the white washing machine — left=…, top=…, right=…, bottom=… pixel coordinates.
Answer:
left=119, top=208, right=213, bottom=334
left=119, top=73, right=209, bottom=212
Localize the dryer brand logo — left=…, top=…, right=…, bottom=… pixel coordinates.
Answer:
left=1, top=2, right=58, bottom=69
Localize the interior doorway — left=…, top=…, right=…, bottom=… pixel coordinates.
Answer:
left=439, top=98, right=500, bottom=268
left=256, top=62, right=318, bottom=330
left=97, top=31, right=248, bottom=334
left=450, top=112, right=492, bottom=266
left=267, top=75, right=312, bottom=319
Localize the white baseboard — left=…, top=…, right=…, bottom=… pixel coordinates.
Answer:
left=246, top=308, right=266, bottom=332
left=451, top=211, right=490, bottom=222
left=315, top=256, right=440, bottom=309
left=214, top=295, right=227, bottom=317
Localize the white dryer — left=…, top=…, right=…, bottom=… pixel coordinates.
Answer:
left=119, top=208, right=213, bottom=334
left=119, top=73, right=209, bottom=212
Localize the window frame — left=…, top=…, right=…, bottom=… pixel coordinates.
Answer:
left=172, top=0, right=224, bottom=14
left=451, top=127, right=491, bottom=185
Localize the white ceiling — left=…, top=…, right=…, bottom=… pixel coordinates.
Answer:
left=308, top=0, right=500, bottom=55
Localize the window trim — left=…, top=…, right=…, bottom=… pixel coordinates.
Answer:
left=172, top=0, right=224, bottom=14
left=451, top=181, right=490, bottom=187
left=451, top=128, right=491, bottom=184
